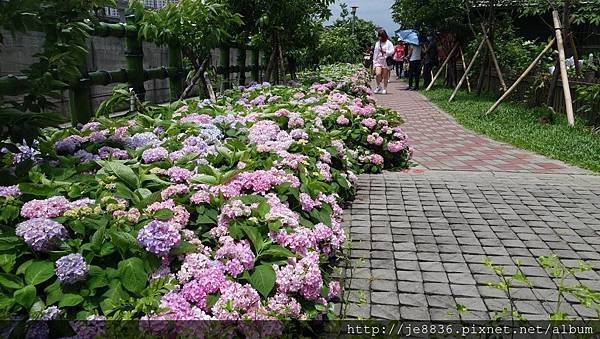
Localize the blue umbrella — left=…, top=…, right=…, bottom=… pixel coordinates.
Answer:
left=397, top=29, right=420, bottom=45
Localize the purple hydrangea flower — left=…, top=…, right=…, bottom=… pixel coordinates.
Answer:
left=137, top=220, right=181, bottom=256
left=40, top=306, right=60, bottom=320
left=0, top=185, right=21, bottom=198
left=74, top=150, right=100, bottom=163
left=55, top=253, right=89, bottom=284
left=81, top=122, right=101, bottom=132
left=142, top=147, right=169, bottom=163
left=166, top=166, right=193, bottom=183
left=55, top=135, right=86, bottom=154
left=20, top=196, right=71, bottom=219
left=16, top=218, right=69, bottom=252
left=125, top=132, right=161, bottom=149
left=289, top=129, right=308, bottom=140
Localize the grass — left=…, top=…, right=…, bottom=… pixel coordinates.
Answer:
left=421, top=87, right=600, bottom=173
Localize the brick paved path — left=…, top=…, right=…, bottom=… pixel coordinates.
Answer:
left=341, top=80, right=600, bottom=321
left=376, top=80, right=587, bottom=174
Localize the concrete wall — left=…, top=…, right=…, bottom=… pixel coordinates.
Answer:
left=1, top=29, right=264, bottom=118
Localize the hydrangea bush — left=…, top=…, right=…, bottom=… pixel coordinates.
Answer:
left=0, top=65, right=411, bottom=336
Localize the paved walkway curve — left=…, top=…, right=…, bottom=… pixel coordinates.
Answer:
left=341, top=79, right=600, bottom=321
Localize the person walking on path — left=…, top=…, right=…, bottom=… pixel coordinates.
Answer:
left=373, top=30, right=395, bottom=94
left=422, top=36, right=439, bottom=88
left=393, top=40, right=406, bottom=79
left=406, top=42, right=422, bottom=90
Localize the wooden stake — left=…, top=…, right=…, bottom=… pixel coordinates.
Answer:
left=480, top=23, right=507, bottom=92
left=485, top=37, right=556, bottom=115
left=459, top=46, right=471, bottom=92
left=552, top=10, right=575, bottom=126
left=569, top=34, right=581, bottom=77
left=449, top=38, right=485, bottom=102
left=426, top=42, right=459, bottom=91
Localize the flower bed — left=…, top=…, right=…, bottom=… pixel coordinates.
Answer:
left=0, top=65, right=411, bottom=336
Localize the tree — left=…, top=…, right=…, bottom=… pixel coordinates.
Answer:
left=225, top=0, right=335, bottom=83
left=317, top=4, right=378, bottom=65
left=391, top=0, right=473, bottom=36
left=0, top=0, right=115, bottom=144
left=137, top=0, right=242, bottom=100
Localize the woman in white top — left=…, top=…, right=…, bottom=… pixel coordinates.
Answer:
left=372, top=30, right=395, bottom=94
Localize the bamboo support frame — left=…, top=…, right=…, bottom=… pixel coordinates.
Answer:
left=252, top=50, right=260, bottom=82
left=0, top=20, right=262, bottom=123
left=426, top=42, right=459, bottom=91
left=168, top=43, right=183, bottom=101
left=459, top=47, right=471, bottom=92
left=449, top=38, right=485, bottom=102
left=125, top=15, right=145, bottom=101
left=219, top=47, right=231, bottom=91
left=485, top=37, right=556, bottom=115
left=238, top=48, right=247, bottom=86
left=480, top=23, right=507, bottom=92
left=552, top=10, right=575, bottom=126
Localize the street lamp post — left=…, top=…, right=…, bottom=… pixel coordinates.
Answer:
left=351, top=5, right=358, bottom=36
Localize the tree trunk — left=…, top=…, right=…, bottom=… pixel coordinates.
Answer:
left=476, top=49, right=488, bottom=95
left=287, top=56, right=297, bottom=81
left=278, top=43, right=286, bottom=84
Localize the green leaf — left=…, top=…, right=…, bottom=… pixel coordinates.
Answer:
left=108, top=229, right=139, bottom=253
left=241, top=225, right=263, bottom=253
left=0, top=254, right=16, bottom=273
left=44, top=280, right=63, bottom=305
left=16, top=260, right=33, bottom=275
left=25, top=261, right=54, bottom=286
left=196, top=214, right=215, bottom=225
left=249, top=264, right=276, bottom=298
left=189, top=174, right=218, bottom=185
left=153, top=208, right=174, bottom=220
left=86, top=266, right=108, bottom=290
left=171, top=241, right=198, bottom=256
left=99, top=161, right=139, bottom=189
left=260, top=245, right=295, bottom=259
left=118, top=257, right=148, bottom=294
left=0, top=236, right=22, bottom=251
left=255, top=201, right=270, bottom=218
left=0, top=273, right=23, bottom=289
left=205, top=294, right=219, bottom=309
left=14, top=285, right=36, bottom=308
left=59, top=293, right=84, bottom=307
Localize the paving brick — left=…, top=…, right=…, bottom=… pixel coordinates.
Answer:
left=454, top=297, right=487, bottom=311
left=341, top=88, right=600, bottom=320
left=370, top=304, right=400, bottom=320
left=372, top=291, right=400, bottom=306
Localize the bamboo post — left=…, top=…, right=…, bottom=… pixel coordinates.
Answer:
left=168, top=42, right=183, bottom=101
left=459, top=47, right=471, bottom=92
left=449, top=38, right=485, bottom=102
left=69, top=53, right=93, bottom=125
left=426, top=42, right=459, bottom=91
left=480, top=23, right=507, bottom=92
left=485, top=37, right=556, bottom=115
left=251, top=49, right=260, bottom=82
left=219, top=46, right=231, bottom=91
left=125, top=15, right=145, bottom=100
left=552, top=10, right=574, bottom=126
left=238, top=48, right=247, bottom=86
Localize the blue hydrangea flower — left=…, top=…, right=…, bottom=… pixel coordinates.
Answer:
left=55, top=253, right=89, bottom=284
left=15, top=218, right=68, bottom=252
left=137, top=220, right=181, bottom=256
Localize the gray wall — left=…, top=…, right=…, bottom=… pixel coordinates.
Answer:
left=1, top=29, right=264, bottom=118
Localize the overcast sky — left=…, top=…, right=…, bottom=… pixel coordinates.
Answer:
left=326, top=0, right=397, bottom=35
